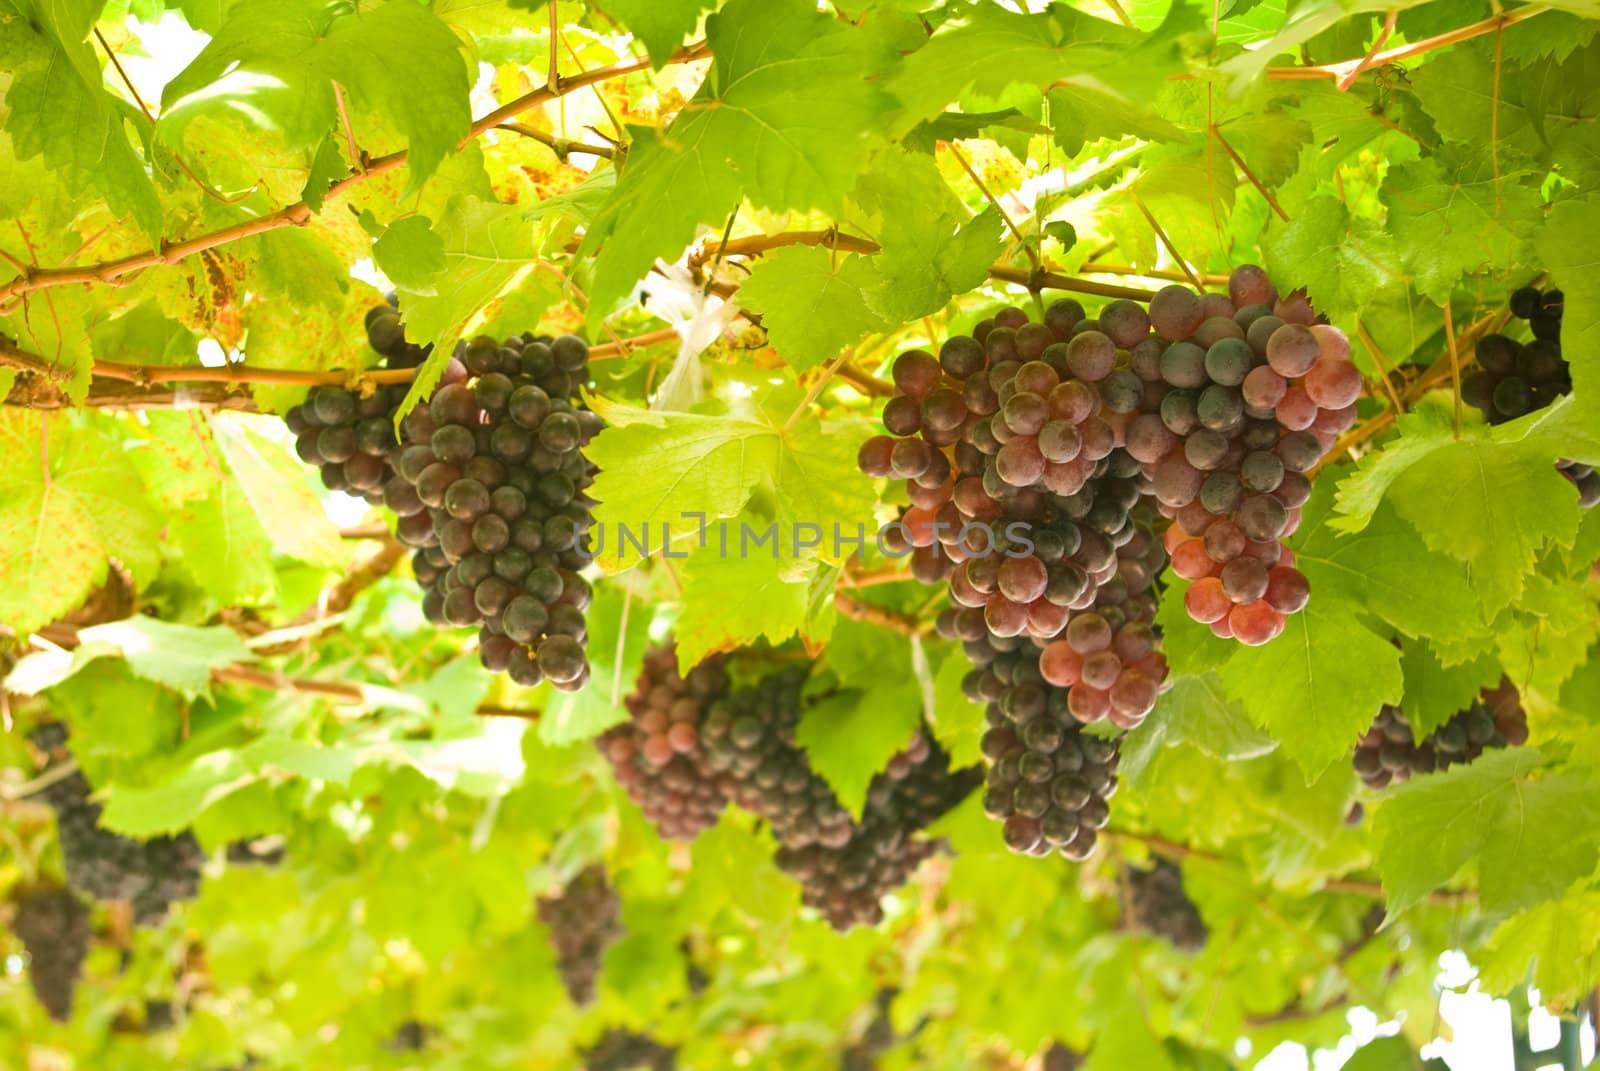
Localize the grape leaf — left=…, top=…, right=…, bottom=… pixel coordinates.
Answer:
left=98, top=750, right=259, bottom=837
left=584, top=391, right=875, bottom=572
left=1219, top=599, right=1403, bottom=778
left=1411, top=45, right=1540, bottom=155
left=0, top=11, right=163, bottom=240
left=1534, top=194, right=1600, bottom=398
left=1398, top=643, right=1500, bottom=737
left=929, top=646, right=984, bottom=772
left=1476, top=888, right=1600, bottom=1004
left=1493, top=573, right=1597, bottom=694
left=1261, top=194, right=1403, bottom=322
left=159, top=0, right=472, bottom=190
left=1388, top=436, right=1582, bottom=615
left=169, top=485, right=280, bottom=609
left=391, top=195, right=540, bottom=420
left=795, top=686, right=921, bottom=819
left=672, top=543, right=818, bottom=667
left=1371, top=747, right=1600, bottom=915
left=369, top=214, right=447, bottom=293
left=888, top=3, right=1196, bottom=142
left=1121, top=671, right=1277, bottom=788
left=601, top=0, right=713, bottom=67
left=210, top=414, right=345, bottom=567
left=0, top=411, right=161, bottom=633
left=1331, top=404, right=1457, bottom=533
left=584, top=0, right=895, bottom=317
left=852, top=153, right=1006, bottom=323
left=1342, top=1037, right=1422, bottom=1071
left=1381, top=150, right=1544, bottom=305
left=1296, top=476, right=1486, bottom=640
left=6, top=617, right=253, bottom=700
left=737, top=248, right=892, bottom=372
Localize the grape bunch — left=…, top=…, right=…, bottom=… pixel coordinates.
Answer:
left=536, top=864, right=621, bottom=1007
left=1138, top=269, right=1348, bottom=643
left=700, top=668, right=978, bottom=929
left=583, top=1029, right=677, bottom=1071
left=1462, top=287, right=1598, bottom=506
left=964, top=633, right=1120, bottom=860
left=1353, top=680, right=1527, bottom=790
left=598, top=646, right=732, bottom=840
left=30, top=725, right=204, bottom=925
left=1043, top=1042, right=1086, bottom=1071
left=283, top=304, right=431, bottom=503
left=10, top=884, right=91, bottom=1022
left=1123, top=859, right=1208, bottom=951
left=392, top=327, right=602, bottom=690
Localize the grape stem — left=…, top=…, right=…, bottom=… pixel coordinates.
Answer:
left=833, top=592, right=931, bottom=637
left=691, top=229, right=1159, bottom=301
left=21, top=623, right=542, bottom=721
left=0, top=39, right=712, bottom=308
left=1106, top=829, right=1474, bottom=904
left=0, top=326, right=687, bottom=404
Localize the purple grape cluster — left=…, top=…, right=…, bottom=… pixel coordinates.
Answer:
left=1462, top=287, right=1597, bottom=506
left=859, top=266, right=1355, bottom=857
left=283, top=304, right=429, bottom=501
left=30, top=724, right=203, bottom=925
left=536, top=864, right=621, bottom=1006
left=394, top=329, right=602, bottom=690
left=1124, top=859, right=1208, bottom=951
left=1353, top=680, right=1528, bottom=790
left=598, top=646, right=732, bottom=840
left=284, top=307, right=604, bottom=690
left=10, top=884, right=90, bottom=1022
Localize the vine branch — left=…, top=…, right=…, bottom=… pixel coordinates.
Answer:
left=24, top=623, right=541, bottom=721
left=0, top=40, right=711, bottom=307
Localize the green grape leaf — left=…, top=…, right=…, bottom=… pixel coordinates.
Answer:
left=737, top=248, right=892, bottom=372
left=1389, top=437, right=1582, bottom=615
left=1371, top=747, right=1600, bottom=915
left=391, top=195, right=539, bottom=420
left=300, top=133, right=348, bottom=213
left=673, top=543, right=816, bottom=667
left=1296, top=476, right=1486, bottom=640
left=1381, top=150, right=1543, bottom=305
left=6, top=617, right=253, bottom=700
left=1331, top=404, right=1457, bottom=533
left=928, top=646, right=984, bottom=772
left=1122, top=671, right=1277, bottom=788
left=584, top=391, right=876, bottom=572
left=1477, top=889, right=1600, bottom=1005
left=856, top=159, right=1006, bottom=323
left=1494, top=573, right=1598, bottom=695
left=209, top=414, right=345, bottom=567
left=795, top=686, right=921, bottom=819
left=0, top=411, right=161, bottom=633
left=98, top=750, right=259, bottom=837
left=585, top=0, right=895, bottom=316
left=601, top=0, right=713, bottom=67
left=159, top=0, right=472, bottom=190
left=1342, top=1037, right=1423, bottom=1071
left=1262, top=194, right=1403, bottom=322
left=169, top=485, right=280, bottom=609
left=1, top=14, right=163, bottom=240
left=1535, top=194, right=1600, bottom=398
left=1219, top=599, right=1403, bottom=779
left=370, top=214, right=447, bottom=294
left=888, top=3, right=1195, bottom=141
left=1399, top=643, right=1500, bottom=738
